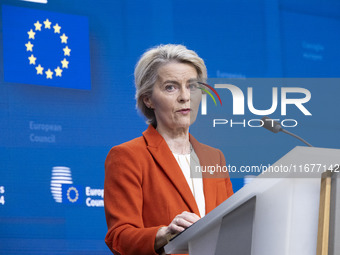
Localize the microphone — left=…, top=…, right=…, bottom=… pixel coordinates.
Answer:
left=261, top=116, right=313, bottom=147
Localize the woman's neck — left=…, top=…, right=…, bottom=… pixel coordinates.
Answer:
left=156, top=125, right=191, bottom=155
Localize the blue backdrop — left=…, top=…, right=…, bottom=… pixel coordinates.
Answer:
left=1, top=0, right=340, bottom=254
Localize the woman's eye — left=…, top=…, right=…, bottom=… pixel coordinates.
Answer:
left=165, top=85, right=176, bottom=92
left=189, top=83, right=198, bottom=91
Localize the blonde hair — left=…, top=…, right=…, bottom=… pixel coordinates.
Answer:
left=134, top=44, right=207, bottom=126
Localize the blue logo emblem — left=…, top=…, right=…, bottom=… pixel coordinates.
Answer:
left=2, top=5, right=91, bottom=90
left=62, top=184, right=84, bottom=204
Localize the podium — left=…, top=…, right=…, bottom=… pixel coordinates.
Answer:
left=164, top=146, right=340, bottom=255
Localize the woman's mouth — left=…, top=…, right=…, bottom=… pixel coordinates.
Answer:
left=177, top=108, right=191, bottom=114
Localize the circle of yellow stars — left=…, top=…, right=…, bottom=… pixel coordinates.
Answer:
left=66, top=186, right=79, bottom=203
left=25, top=18, right=71, bottom=79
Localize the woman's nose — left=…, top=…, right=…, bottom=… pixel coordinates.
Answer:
left=178, top=86, right=190, bottom=102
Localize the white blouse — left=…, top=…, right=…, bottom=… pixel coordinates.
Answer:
left=172, top=149, right=205, bottom=217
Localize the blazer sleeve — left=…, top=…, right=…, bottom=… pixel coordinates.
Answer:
left=104, top=145, right=161, bottom=255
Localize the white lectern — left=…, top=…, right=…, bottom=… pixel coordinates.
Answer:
left=164, top=146, right=340, bottom=255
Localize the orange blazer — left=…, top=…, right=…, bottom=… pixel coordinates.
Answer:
left=104, top=125, right=233, bottom=255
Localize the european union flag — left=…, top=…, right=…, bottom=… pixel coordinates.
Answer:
left=62, top=184, right=84, bottom=204
left=2, top=5, right=91, bottom=90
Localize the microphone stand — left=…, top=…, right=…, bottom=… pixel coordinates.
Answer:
left=280, top=129, right=313, bottom=147
left=261, top=116, right=313, bottom=147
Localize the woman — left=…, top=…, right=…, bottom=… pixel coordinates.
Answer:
left=104, top=44, right=233, bottom=255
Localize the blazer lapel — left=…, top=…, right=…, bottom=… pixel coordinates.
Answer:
left=143, top=125, right=200, bottom=215
left=189, top=134, right=217, bottom=214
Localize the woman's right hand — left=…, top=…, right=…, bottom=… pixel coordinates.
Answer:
left=166, top=211, right=200, bottom=236
left=154, top=211, right=200, bottom=252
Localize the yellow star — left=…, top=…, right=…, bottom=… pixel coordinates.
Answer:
left=28, top=54, right=36, bottom=65
left=63, top=46, right=71, bottom=56
left=36, top=64, right=44, bottom=75
left=43, top=19, right=52, bottom=29
left=25, top=41, right=34, bottom=52
left=55, top=66, right=63, bottom=77
left=34, top=21, right=42, bottom=31
left=53, top=23, right=61, bottom=34
left=27, top=29, right=35, bottom=39
left=60, top=33, right=68, bottom=43
left=45, top=69, right=53, bottom=79
left=61, top=58, right=69, bottom=68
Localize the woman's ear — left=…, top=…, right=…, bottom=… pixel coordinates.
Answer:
left=143, top=96, right=153, bottom=109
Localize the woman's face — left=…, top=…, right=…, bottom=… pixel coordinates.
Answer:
left=144, top=62, right=202, bottom=132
